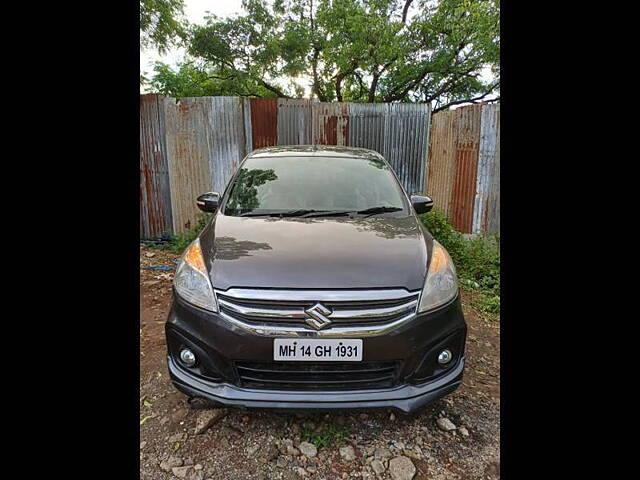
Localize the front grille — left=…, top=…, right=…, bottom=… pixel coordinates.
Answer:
left=215, top=288, right=420, bottom=334
left=235, top=361, right=400, bottom=390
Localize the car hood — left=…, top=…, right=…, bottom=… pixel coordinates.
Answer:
left=200, top=213, right=430, bottom=292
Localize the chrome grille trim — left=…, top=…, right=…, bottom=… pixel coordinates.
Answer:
left=217, top=297, right=418, bottom=321
left=218, top=311, right=417, bottom=337
left=214, top=288, right=420, bottom=337
left=217, top=288, right=416, bottom=302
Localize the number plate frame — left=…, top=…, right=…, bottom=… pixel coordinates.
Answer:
left=273, top=339, right=363, bottom=361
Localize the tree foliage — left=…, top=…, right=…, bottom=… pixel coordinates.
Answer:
left=149, top=62, right=286, bottom=99
left=150, top=0, right=499, bottom=111
left=140, top=0, right=187, bottom=53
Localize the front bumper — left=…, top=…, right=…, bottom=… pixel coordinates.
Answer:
left=166, top=293, right=466, bottom=414
left=169, top=355, right=463, bottom=413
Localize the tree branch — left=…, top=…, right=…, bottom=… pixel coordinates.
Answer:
left=256, top=77, right=290, bottom=98
left=401, top=0, right=414, bottom=24
left=432, top=84, right=500, bottom=113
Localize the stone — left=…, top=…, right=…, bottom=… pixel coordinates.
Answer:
left=374, top=447, right=392, bottom=459
left=160, top=456, right=183, bottom=472
left=388, top=456, right=416, bottom=480
left=458, top=426, right=469, bottom=437
left=371, top=459, right=386, bottom=475
left=194, top=409, right=226, bottom=435
left=172, top=466, right=191, bottom=479
left=294, top=466, right=308, bottom=477
left=186, top=471, right=204, bottom=480
left=298, top=441, right=318, bottom=458
left=340, top=445, right=356, bottom=461
left=436, top=417, right=457, bottom=432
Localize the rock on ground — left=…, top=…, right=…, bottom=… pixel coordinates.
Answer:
left=339, top=445, right=356, bottom=461
left=374, top=447, right=392, bottom=459
left=160, top=456, right=183, bottom=472
left=388, top=456, right=416, bottom=480
left=371, top=459, right=386, bottom=475
left=194, top=409, right=226, bottom=435
left=436, top=417, right=457, bottom=432
left=172, top=465, right=191, bottom=478
left=298, top=441, right=318, bottom=458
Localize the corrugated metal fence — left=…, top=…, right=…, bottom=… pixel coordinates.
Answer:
left=426, top=103, right=500, bottom=235
left=140, top=94, right=433, bottom=236
left=140, top=95, right=172, bottom=238
left=140, top=94, right=498, bottom=237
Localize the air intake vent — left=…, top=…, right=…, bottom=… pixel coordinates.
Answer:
left=235, top=361, right=400, bottom=390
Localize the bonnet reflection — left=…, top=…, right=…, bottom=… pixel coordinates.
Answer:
left=213, top=236, right=272, bottom=260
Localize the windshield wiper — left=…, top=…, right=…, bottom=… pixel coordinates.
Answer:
left=300, top=210, right=353, bottom=218
left=301, top=206, right=403, bottom=218
left=240, top=209, right=326, bottom=217
left=239, top=206, right=402, bottom=218
left=356, top=206, right=403, bottom=218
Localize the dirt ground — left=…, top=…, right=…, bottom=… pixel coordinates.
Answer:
left=140, top=246, right=500, bottom=480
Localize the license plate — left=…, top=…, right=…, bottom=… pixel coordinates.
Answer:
left=274, top=339, right=363, bottom=361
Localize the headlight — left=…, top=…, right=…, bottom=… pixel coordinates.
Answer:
left=418, top=240, right=458, bottom=312
left=173, top=238, right=218, bottom=312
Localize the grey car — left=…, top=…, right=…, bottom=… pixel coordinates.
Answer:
left=166, top=146, right=466, bottom=413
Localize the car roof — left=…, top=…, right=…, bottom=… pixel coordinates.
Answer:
left=247, top=145, right=385, bottom=161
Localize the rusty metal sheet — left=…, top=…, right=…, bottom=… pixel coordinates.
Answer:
left=473, top=104, right=500, bottom=234
left=203, top=96, right=247, bottom=195
left=450, top=105, right=482, bottom=233
left=250, top=98, right=278, bottom=149
left=427, top=110, right=457, bottom=218
left=140, top=94, right=173, bottom=238
left=277, top=98, right=312, bottom=145
left=383, top=103, right=431, bottom=195
left=164, top=97, right=212, bottom=234
left=312, top=102, right=349, bottom=146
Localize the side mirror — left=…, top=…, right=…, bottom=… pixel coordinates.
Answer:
left=196, top=192, right=220, bottom=213
left=410, top=195, right=434, bottom=214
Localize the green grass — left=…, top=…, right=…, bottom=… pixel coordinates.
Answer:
left=148, top=213, right=212, bottom=255
left=302, top=423, right=350, bottom=449
left=419, top=210, right=500, bottom=320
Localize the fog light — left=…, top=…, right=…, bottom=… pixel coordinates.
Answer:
left=179, top=348, right=196, bottom=367
left=438, top=349, right=453, bottom=365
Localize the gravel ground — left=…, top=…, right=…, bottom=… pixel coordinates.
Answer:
left=140, top=245, right=500, bottom=480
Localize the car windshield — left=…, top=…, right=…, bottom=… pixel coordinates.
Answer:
left=223, top=155, right=408, bottom=217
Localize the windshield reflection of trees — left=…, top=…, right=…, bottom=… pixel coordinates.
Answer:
left=225, top=168, right=277, bottom=214
left=213, top=236, right=272, bottom=260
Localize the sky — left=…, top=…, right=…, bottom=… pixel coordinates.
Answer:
left=140, top=0, right=496, bottom=102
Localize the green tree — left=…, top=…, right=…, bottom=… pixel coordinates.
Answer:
left=140, top=0, right=187, bottom=53
left=149, top=61, right=284, bottom=99
left=158, top=0, right=498, bottom=111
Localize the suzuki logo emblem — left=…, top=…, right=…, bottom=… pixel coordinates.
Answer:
left=304, top=303, right=333, bottom=330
